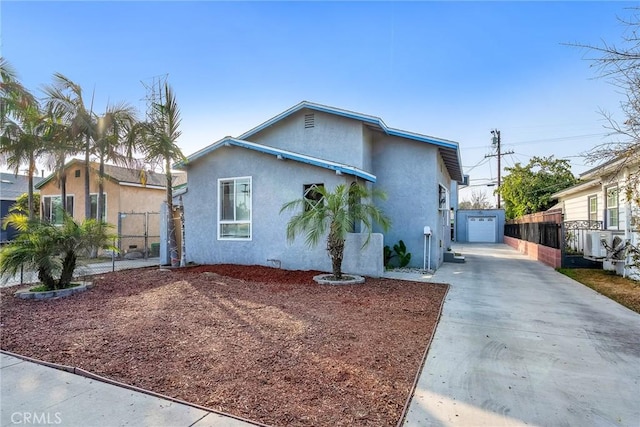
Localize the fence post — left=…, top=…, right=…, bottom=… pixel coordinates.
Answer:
left=117, top=213, right=123, bottom=256
left=144, top=212, right=149, bottom=260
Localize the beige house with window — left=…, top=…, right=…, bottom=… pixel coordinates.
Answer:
left=35, top=159, right=186, bottom=256
left=552, top=156, right=639, bottom=277
left=552, top=158, right=635, bottom=231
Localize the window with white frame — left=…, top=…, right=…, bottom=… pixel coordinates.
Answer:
left=606, top=187, right=619, bottom=229
left=588, top=195, right=597, bottom=222
left=42, top=195, right=74, bottom=225
left=218, top=177, right=251, bottom=239
left=303, top=183, right=324, bottom=212
left=90, top=194, right=107, bottom=221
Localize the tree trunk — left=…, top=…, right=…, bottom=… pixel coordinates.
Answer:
left=60, top=172, right=67, bottom=217
left=98, top=156, right=105, bottom=222
left=84, top=140, right=91, bottom=219
left=38, top=267, right=57, bottom=291
left=179, top=195, right=186, bottom=267
left=165, top=160, right=179, bottom=267
left=327, top=229, right=345, bottom=279
left=58, top=251, right=77, bottom=289
left=27, top=156, right=35, bottom=221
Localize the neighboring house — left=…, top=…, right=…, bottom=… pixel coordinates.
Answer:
left=0, top=173, right=43, bottom=242
left=35, top=159, right=186, bottom=256
left=175, top=101, right=463, bottom=275
left=551, top=156, right=638, bottom=276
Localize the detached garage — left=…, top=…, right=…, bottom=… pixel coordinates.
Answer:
left=456, top=209, right=505, bottom=243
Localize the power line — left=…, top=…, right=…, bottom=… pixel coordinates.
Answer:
left=485, top=129, right=514, bottom=209
left=463, top=132, right=609, bottom=149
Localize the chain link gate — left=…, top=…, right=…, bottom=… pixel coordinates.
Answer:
left=118, top=212, right=161, bottom=260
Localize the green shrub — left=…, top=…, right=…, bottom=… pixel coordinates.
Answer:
left=384, top=240, right=412, bottom=269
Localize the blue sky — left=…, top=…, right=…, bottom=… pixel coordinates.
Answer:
left=2, top=1, right=636, bottom=202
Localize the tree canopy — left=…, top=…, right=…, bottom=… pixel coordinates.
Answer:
left=458, top=189, right=494, bottom=210
left=497, top=156, right=577, bottom=219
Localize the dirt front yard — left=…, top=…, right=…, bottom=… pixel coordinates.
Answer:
left=1, top=265, right=448, bottom=426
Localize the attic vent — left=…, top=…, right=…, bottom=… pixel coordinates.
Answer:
left=304, top=113, right=315, bottom=129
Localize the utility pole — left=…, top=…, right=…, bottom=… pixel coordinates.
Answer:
left=485, top=129, right=514, bottom=209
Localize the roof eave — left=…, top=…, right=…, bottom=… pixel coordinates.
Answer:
left=180, top=137, right=377, bottom=183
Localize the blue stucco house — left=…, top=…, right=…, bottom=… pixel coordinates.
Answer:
left=175, top=101, right=463, bottom=276
left=0, top=173, right=43, bottom=242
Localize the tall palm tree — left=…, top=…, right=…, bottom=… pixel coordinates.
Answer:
left=0, top=57, right=35, bottom=126
left=0, top=83, right=51, bottom=220
left=280, top=183, right=391, bottom=279
left=45, top=74, right=139, bottom=221
left=44, top=73, right=96, bottom=219
left=94, top=102, right=138, bottom=221
left=41, top=113, right=82, bottom=219
left=138, top=82, right=185, bottom=266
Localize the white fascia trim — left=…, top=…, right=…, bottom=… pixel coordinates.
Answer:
left=118, top=182, right=166, bottom=190
left=184, top=137, right=377, bottom=183
left=238, top=101, right=460, bottom=151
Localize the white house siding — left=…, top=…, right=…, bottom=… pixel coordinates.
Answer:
left=182, top=146, right=378, bottom=274
left=561, top=186, right=601, bottom=223
left=372, top=134, right=448, bottom=269
left=247, top=109, right=368, bottom=170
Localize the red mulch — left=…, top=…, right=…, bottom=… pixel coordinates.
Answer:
left=0, top=264, right=448, bottom=427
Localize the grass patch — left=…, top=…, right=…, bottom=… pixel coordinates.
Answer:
left=557, top=268, right=640, bottom=314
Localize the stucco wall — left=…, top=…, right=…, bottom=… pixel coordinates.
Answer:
left=248, top=109, right=368, bottom=170
left=371, top=134, right=446, bottom=269
left=183, top=147, right=382, bottom=275
left=39, top=167, right=166, bottom=254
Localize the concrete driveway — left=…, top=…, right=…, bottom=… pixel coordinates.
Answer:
left=404, top=243, right=640, bottom=427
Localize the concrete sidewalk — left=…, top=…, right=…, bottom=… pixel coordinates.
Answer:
left=0, top=353, right=256, bottom=427
left=403, top=243, right=640, bottom=426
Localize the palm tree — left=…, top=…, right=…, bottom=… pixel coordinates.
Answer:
left=45, top=74, right=139, bottom=221
left=0, top=212, right=116, bottom=290
left=41, top=113, right=82, bottom=219
left=280, top=183, right=391, bottom=279
left=0, top=57, right=35, bottom=126
left=44, top=73, right=96, bottom=219
left=0, top=82, right=51, bottom=220
left=137, top=82, right=185, bottom=266
left=94, top=102, right=138, bottom=221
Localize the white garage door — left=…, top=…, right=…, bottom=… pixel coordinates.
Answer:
left=468, top=216, right=497, bottom=242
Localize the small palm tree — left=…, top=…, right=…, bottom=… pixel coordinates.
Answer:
left=0, top=213, right=116, bottom=290
left=281, top=183, right=391, bottom=279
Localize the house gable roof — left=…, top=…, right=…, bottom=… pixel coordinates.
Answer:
left=181, top=101, right=463, bottom=182
left=0, top=173, right=43, bottom=200
left=176, top=137, right=377, bottom=182
left=35, top=159, right=186, bottom=190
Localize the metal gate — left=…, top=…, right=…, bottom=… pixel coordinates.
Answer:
left=117, top=212, right=160, bottom=259
left=562, top=220, right=603, bottom=268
